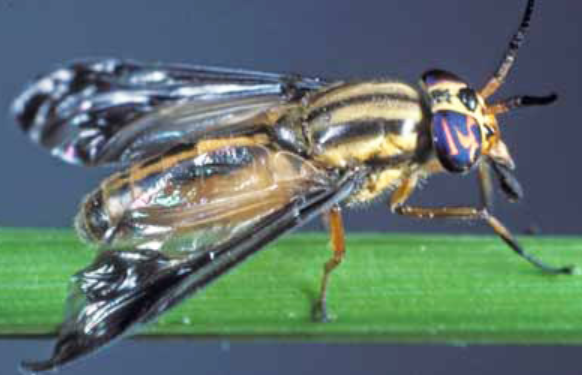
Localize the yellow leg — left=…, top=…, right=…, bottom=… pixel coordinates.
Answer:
left=313, top=205, right=345, bottom=322
left=390, top=173, right=571, bottom=274
left=393, top=205, right=572, bottom=275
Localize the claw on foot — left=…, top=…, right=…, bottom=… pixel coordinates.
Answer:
left=311, top=301, right=331, bottom=323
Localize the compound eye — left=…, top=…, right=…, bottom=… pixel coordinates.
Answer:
left=432, top=111, right=483, bottom=173
left=458, top=88, right=478, bottom=112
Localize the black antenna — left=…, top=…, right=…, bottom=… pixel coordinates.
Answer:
left=487, top=93, right=558, bottom=115
left=479, top=0, right=536, bottom=99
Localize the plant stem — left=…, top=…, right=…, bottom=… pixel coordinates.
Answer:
left=0, top=228, right=580, bottom=344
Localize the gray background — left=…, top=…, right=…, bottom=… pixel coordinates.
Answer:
left=0, top=0, right=581, bottom=374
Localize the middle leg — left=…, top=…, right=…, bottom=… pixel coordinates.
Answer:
left=313, top=204, right=346, bottom=322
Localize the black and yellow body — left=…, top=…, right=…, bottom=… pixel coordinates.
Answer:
left=11, top=0, right=572, bottom=372
left=77, top=78, right=434, bottom=248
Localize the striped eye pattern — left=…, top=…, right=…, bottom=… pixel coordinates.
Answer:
left=432, top=111, right=482, bottom=173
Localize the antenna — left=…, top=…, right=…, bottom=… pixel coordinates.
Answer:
left=486, top=93, right=557, bottom=115
left=479, top=0, right=536, bottom=99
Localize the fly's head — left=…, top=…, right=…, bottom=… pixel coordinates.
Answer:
left=420, top=68, right=557, bottom=176
left=419, top=0, right=557, bottom=178
left=421, top=70, right=509, bottom=173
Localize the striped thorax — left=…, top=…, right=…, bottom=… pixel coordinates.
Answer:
left=299, top=79, right=432, bottom=202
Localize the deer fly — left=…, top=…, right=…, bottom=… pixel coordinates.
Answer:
left=12, top=0, right=572, bottom=372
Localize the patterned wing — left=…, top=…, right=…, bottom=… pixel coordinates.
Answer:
left=12, top=58, right=326, bottom=167
left=21, top=143, right=365, bottom=373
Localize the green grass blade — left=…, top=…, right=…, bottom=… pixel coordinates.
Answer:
left=0, top=228, right=581, bottom=344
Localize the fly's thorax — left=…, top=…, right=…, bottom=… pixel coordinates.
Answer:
left=301, top=79, right=432, bottom=169
left=270, top=108, right=310, bottom=155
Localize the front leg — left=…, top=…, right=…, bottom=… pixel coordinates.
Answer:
left=390, top=177, right=573, bottom=275
left=478, top=160, right=494, bottom=211
left=313, top=205, right=346, bottom=322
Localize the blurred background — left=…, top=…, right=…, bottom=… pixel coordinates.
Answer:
left=0, top=0, right=580, bottom=374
